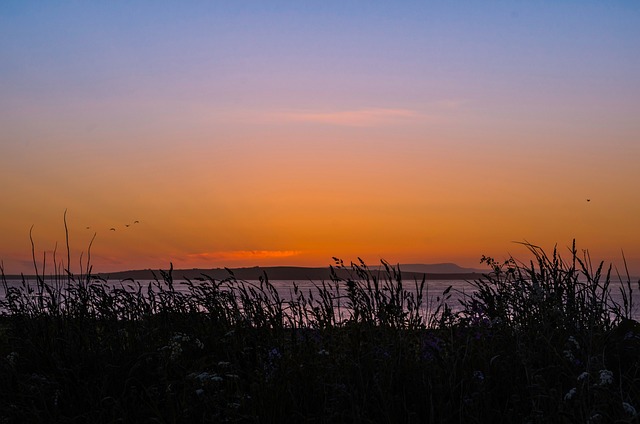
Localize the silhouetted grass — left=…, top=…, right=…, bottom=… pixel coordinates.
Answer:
left=0, top=239, right=639, bottom=423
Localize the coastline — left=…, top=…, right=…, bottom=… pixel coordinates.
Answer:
left=4, top=266, right=485, bottom=282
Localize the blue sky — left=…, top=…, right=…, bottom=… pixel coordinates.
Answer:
left=1, top=1, right=639, bottom=273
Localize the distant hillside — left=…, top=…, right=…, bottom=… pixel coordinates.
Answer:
left=96, top=263, right=486, bottom=282
left=395, top=263, right=486, bottom=274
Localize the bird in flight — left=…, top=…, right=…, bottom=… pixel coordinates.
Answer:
left=125, top=224, right=130, bottom=228
left=586, top=199, right=591, bottom=202
left=110, top=228, right=116, bottom=231
left=134, top=220, right=140, bottom=224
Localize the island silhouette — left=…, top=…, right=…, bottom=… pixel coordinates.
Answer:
left=97, top=263, right=485, bottom=281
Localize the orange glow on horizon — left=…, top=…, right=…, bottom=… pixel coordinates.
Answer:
left=1, top=3, right=639, bottom=276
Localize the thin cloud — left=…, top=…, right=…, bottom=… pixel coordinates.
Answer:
left=434, top=99, right=468, bottom=110
left=274, top=108, right=420, bottom=127
left=187, top=250, right=302, bottom=261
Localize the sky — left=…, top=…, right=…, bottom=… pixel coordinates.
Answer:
left=1, top=1, right=640, bottom=275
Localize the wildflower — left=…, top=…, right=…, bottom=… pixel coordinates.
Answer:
left=169, top=341, right=183, bottom=359
left=567, top=336, right=580, bottom=350
left=587, top=413, right=602, bottom=423
left=421, top=332, right=443, bottom=361
left=622, top=402, right=637, bottom=416
left=577, top=372, right=589, bottom=382
left=172, top=332, right=190, bottom=342
left=374, top=346, right=390, bottom=359
left=195, top=389, right=204, bottom=396
left=473, top=370, right=485, bottom=382
left=264, top=347, right=282, bottom=381
left=162, top=332, right=204, bottom=359
left=268, top=348, right=281, bottom=360
left=194, top=372, right=210, bottom=382
left=563, top=350, right=575, bottom=363
left=29, top=373, right=48, bottom=384
left=192, top=372, right=223, bottom=383
left=598, top=369, right=613, bottom=386
left=564, top=387, right=577, bottom=401
left=217, top=361, right=231, bottom=368
left=318, top=349, right=329, bottom=356
left=6, top=352, right=18, bottom=366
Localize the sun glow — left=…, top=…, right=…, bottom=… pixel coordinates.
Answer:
left=1, top=2, right=639, bottom=275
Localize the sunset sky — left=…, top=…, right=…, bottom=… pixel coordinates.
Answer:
left=1, top=1, right=639, bottom=275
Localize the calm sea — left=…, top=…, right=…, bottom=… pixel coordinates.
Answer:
left=2, top=278, right=638, bottom=320
left=1, top=278, right=474, bottom=299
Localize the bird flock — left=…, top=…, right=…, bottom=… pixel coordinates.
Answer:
left=85, top=220, right=141, bottom=232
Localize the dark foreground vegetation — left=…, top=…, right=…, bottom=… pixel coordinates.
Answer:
left=1, top=242, right=639, bottom=423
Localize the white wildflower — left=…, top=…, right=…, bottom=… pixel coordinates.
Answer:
left=587, top=413, right=602, bottom=423
left=563, top=350, right=575, bottom=362
left=172, top=332, right=190, bottom=342
left=564, top=387, right=577, bottom=401
left=217, top=361, right=231, bottom=368
left=169, top=341, right=183, bottom=359
left=577, top=372, right=589, bottom=382
left=6, top=352, right=18, bottom=366
left=567, top=336, right=580, bottom=350
left=194, top=372, right=223, bottom=383
left=269, top=348, right=281, bottom=359
left=318, top=349, right=330, bottom=356
left=163, top=333, right=202, bottom=359
left=29, top=373, right=48, bottom=383
left=473, top=370, right=485, bottom=382
left=195, top=372, right=211, bottom=382
left=195, top=389, right=204, bottom=396
left=598, top=369, right=613, bottom=386
left=622, top=402, right=637, bottom=416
